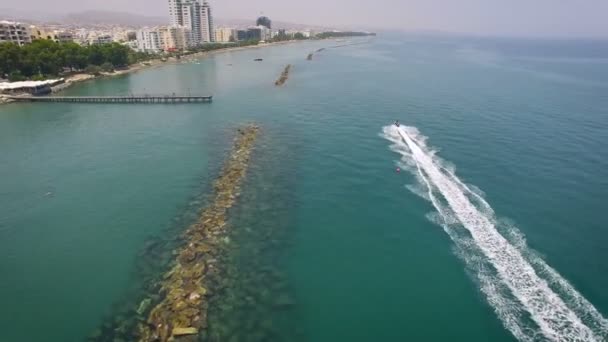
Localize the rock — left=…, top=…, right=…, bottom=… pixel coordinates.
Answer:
left=188, top=292, right=201, bottom=301
left=172, top=327, right=198, bottom=336
left=178, top=249, right=197, bottom=264
left=136, top=298, right=152, bottom=316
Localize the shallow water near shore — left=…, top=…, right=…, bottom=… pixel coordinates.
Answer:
left=1, top=35, right=608, bottom=341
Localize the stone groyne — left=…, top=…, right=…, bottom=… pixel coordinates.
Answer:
left=137, top=124, right=260, bottom=342
left=274, top=65, right=292, bottom=86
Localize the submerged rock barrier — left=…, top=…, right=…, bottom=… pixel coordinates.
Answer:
left=274, top=65, right=292, bottom=86
left=137, top=124, right=260, bottom=342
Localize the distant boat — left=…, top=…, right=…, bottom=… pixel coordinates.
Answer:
left=254, top=58, right=263, bottom=61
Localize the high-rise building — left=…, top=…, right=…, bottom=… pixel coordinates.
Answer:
left=0, top=21, right=31, bottom=46
left=168, top=0, right=184, bottom=26
left=168, top=0, right=214, bottom=45
left=200, top=0, right=214, bottom=43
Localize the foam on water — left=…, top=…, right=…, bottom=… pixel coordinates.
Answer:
left=382, top=125, right=608, bottom=341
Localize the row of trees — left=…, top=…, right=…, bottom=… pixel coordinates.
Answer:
left=185, top=40, right=260, bottom=54
left=0, top=40, right=152, bottom=81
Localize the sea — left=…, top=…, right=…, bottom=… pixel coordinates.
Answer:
left=1, top=32, right=607, bottom=342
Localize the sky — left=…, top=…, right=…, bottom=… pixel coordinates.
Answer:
left=5, top=0, right=608, bottom=38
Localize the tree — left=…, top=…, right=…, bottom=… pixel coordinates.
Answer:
left=0, top=40, right=158, bottom=80
left=0, top=42, right=23, bottom=78
left=8, top=71, right=25, bottom=82
left=102, top=43, right=129, bottom=67
left=100, top=62, right=114, bottom=72
left=63, top=42, right=87, bottom=71
left=87, top=45, right=105, bottom=66
left=84, top=65, right=102, bottom=75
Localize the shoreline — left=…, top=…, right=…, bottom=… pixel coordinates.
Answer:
left=53, top=40, right=309, bottom=94
left=0, top=40, right=300, bottom=104
left=0, top=38, right=351, bottom=105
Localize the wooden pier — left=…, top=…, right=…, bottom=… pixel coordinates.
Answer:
left=6, top=95, right=213, bottom=104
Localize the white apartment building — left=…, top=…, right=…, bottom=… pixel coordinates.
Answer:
left=159, top=26, right=191, bottom=51
left=137, top=26, right=191, bottom=53
left=168, top=0, right=214, bottom=45
left=200, top=0, right=214, bottom=43
left=257, top=25, right=272, bottom=42
left=168, top=0, right=184, bottom=26
left=0, top=21, right=31, bottom=46
left=214, top=27, right=235, bottom=43
left=136, top=28, right=163, bottom=53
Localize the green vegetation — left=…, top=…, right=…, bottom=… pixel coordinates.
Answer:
left=163, top=40, right=260, bottom=60
left=0, top=40, right=152, bottom=81
left=84, top=65, right=102, bottom=75
left=269, top=35, right=290, bottom=43
left=0, top=33, right=375, bottom=82
left=100, top=62, right=115, bottom=73
left=186, top=40, right=259, bottom=53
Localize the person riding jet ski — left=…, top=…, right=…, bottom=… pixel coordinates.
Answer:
left=394, top=120, right=400, bottom=127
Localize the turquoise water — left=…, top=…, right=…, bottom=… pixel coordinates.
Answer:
left=1, top=35, right=607, bottom=341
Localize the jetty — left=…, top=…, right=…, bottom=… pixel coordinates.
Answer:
left=138, top=125, right=260, bottom=342
left=5, top=95, right=213, bottom=104
left=275, top=65, right=292, bottom=86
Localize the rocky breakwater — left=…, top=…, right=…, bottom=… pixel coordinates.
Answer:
left=274, top=65, right=292, bottom=86
left=137, top=124, right=260, bottom=342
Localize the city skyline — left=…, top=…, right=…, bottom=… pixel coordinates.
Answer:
left=3, top=0, right=608, bottom=38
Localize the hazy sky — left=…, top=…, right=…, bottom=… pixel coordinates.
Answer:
left=6, top=0, right=608, bottom=37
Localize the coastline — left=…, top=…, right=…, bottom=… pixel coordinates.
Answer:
left=0, top=40, right=302, bottom=105
left=53, top=40, right=307, bottom=95
left=1, top=38, right=347, bottom=105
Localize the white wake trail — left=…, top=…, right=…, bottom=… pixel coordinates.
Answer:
left=382, top=125, right=608, bottom=342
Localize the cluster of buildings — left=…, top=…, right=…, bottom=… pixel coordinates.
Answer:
left=136, top=0, right=214, bottom=53
left=0, top=20, right=140, bottom=46
left=212, top=16, right=315, bottom=44
left=0, top=20, right=33, bottom=46
left=213, top=17, right=315, bottom=44
left=2, top=3, right=321, bottom=54
left=133, top=2, right=316, bottom=54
